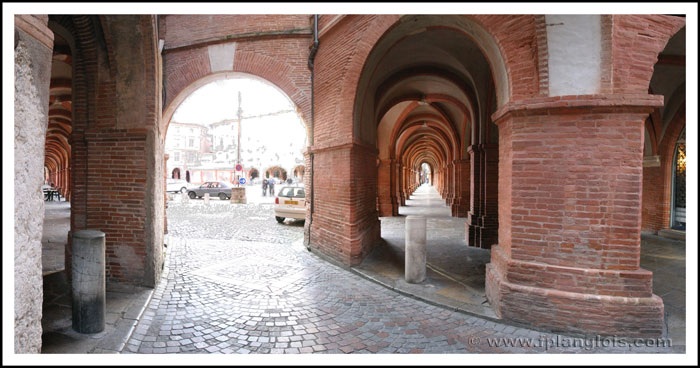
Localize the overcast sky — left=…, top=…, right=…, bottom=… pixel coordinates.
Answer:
left=172, top=77, right=295, bottom=125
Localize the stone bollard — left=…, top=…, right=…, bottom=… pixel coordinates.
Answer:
left=71, top=230, right=106, bottom=334
left=181, top=191, right=189, bottom=203
left=230, top=187, right=247, bottom=204
left=204, top=193, right=210, bottom=204
left=405, top=216, right=427, bottom=283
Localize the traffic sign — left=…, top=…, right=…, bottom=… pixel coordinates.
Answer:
left=239, top=178, right=246, bottom=185
left=235, top=164, right=243, bottom=171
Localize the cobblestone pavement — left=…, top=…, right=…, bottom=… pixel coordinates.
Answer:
left=123, top=198, right=678, bottom=354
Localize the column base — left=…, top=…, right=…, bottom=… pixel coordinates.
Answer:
left=485, top=246, right=665, bottom=337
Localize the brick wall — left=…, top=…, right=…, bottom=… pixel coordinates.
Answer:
left=85, top=128, right=149, bottom=283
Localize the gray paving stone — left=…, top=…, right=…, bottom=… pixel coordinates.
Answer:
left=120, top=201, right=679, bottom=355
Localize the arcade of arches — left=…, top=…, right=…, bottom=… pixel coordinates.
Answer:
left=14, top=14, right=687, bottom=352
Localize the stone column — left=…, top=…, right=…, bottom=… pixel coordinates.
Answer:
left=71, top=230, right=106, bottom=334
left=485, top=96, right=665, bottom=337
left=405, top=216, right=426, bottom=283
left=14, top=14, right=53, bottom=354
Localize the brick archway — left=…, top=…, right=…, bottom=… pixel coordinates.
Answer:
left=306, top=14, right=524, bottom=267
left=265, top=166, right=287, bottom=181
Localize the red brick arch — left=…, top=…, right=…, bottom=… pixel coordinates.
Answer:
left=612, top=16, right=685, bottom=93
left=336, top=14, right=541, bottom=136
left=163, top=46, right=311, bottom=141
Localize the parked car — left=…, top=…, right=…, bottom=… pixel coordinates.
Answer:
left=274, top=185, right=305, bottom=223
left=166, top=178, right=193, bottom=193
left=187, top=181, right=232, bottom=200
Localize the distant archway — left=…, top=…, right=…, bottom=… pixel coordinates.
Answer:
left=265, top=166, right=287, bottom=181
left=293, top=165, right=305, bottom=180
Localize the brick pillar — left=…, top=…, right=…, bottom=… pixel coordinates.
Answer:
left=390, top=160, right=399, bottom=214
left=401, top=166, right=409, bottom=204
left=485, top=96, right=665, bottom=337
left=308, top=142, right=380, bottom=266
left=482, top=144, right=499, bottom=247
left=466, top=144, right=483, bottom=246
left=446, top=162, right=454, bottom=205
left=440, top=166, right=445, bottom=197
left=66, top=167, right=71, bottom=201
left=410, top=169, right=415, bottom=196
left=467, top=144, right=498, bottom=248
left=451, top=158, right=470, bottom=217
left=395, top=163, right=404, bottom=206
left=377, top=159, right=396, bottom=216
left=438, top=164, right=445, bottom=198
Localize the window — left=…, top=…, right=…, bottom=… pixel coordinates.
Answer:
left=189, top=138, right=194, bottom=148
left=279, top=187, right=305, bottom=198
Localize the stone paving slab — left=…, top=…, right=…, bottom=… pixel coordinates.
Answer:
left=124, top=234, right=678, bottom=354
left=118, top=196, right=684, bottom=354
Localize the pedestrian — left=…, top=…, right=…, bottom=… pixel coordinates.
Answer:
left=262, top=179, right=268, bottom=196
left=268, top=178, right=275, bottom=196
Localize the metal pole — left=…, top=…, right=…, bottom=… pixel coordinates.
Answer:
left=236, top=91, right=242, bottom=186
